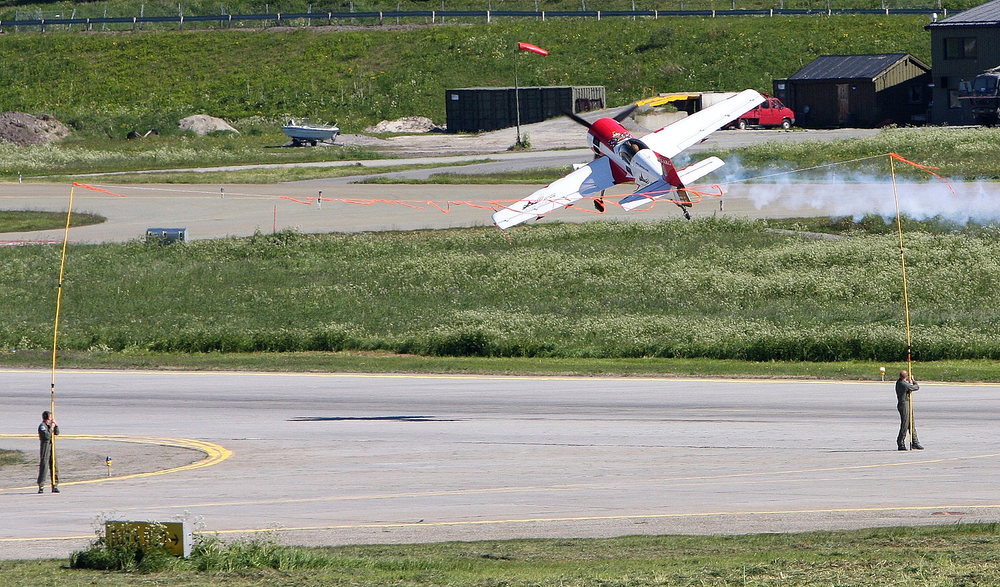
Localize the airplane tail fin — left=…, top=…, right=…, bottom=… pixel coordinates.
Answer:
left=619, top=156, right=725, bottom=212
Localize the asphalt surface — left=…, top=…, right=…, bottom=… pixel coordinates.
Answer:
left=0, top=120, right=899, bottom=244
left=2, top=370, right=999, bottom=560
left=1, top=175, right=990, bottom=244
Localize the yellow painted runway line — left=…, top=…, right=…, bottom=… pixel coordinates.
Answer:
left=650, top=451, right=1000, bottom=483
left=0, top=534, right=93, bottom=544
left=1, top=445, right=997, bottom=545
left=212, top=502, right=1000, bottom=535
left=0, top=434, right=232, bottom=492
left=21, top=451, right=996, bottom=515
left=6, top=502, right=1000, bottom=545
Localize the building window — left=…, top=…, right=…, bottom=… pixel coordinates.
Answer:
left=909, top=86, right=924, bottom=104
left=944, top=37, right=977, bottom=59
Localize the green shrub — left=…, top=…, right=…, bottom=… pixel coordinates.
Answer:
left=70, top=522, right=174, bottom=572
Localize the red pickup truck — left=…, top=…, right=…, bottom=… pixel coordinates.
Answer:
left=731, top=95, right=795, bottom=130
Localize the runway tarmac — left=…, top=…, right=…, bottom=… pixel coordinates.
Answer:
left=0, top=122, right=989, bottom=244
left=0, top=176, right=989, bottom=244
left=2, top=369, right=999, bottom=560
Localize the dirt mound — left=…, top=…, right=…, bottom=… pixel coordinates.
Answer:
left=366, top=116, right=444, bottom=133
left=179, top=114, right=239, bottom=136
left=0, top=112, right=70, bottom=146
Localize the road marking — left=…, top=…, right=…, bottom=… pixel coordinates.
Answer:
left=0, top=434, right=232, bottom=492
left=0, top=534, right=93, bottom=543
left=204, top=502, right=1000, bottom=535
left=6, top=451, right=991, bottom=513
left=0, top=445, right=996, bottom=545
left=6, top=502, right=1000, bottom=545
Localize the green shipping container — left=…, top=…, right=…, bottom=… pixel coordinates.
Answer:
left=445, top=86, right=605, bottom=133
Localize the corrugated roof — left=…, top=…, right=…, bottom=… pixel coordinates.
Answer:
left=788, top=54, right=924, bottom=81
left=929, top=0, right=1000, bottom=27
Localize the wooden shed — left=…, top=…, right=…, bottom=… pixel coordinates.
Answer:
left=773, top=54, right=932, bottom=128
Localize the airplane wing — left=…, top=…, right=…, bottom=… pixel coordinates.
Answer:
left=639, top=89, right=765, bottom=159
left=492, top=156, right=617, bottom=230
left=619, top=156, right=725, bottom=211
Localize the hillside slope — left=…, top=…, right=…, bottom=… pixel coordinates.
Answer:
left=0, top=16, right=930, bottom=136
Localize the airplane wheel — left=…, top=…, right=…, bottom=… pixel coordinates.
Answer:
left=781, top=118, right=792, bottom=130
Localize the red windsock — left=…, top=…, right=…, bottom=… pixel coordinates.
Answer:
left=518, top=42, right=549, bottom=56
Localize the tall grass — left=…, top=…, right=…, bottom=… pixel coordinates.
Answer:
left=56, top=524, right=1000, bottom=585
left=3, top=218, right=1000, bottom=362
left=70, top=522, right=177, bottom=572
left=72, top=530, right=350, bottom=572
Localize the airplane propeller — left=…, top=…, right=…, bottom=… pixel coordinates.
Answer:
left=613, top=104, right=638, bottom=122
left=564, top=110, right=594, bottom=129
left=563, top=104, right=638, bottom=129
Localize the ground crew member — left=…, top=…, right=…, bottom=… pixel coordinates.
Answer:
left=37, top=410, right=59, bottom=493
left=896, top=370, right=923, bottom=451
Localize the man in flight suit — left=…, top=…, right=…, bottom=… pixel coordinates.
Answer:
left=37, top=410, right=59, bottom=493
left=896, top=370, right=923, bottom=451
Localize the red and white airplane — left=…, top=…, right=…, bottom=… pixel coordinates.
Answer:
left=492, top=89, right=765, bottom=230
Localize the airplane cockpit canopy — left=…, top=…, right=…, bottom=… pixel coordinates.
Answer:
left=616, top=138, right=648, bottom=164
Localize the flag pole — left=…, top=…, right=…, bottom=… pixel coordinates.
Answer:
left=514, top=43, right=522, bottom=146
left=50, top=184, right=75, bottom=488
left=512, top=42, right=548, bottom=148
left=890, top=156, right=915, bottom=442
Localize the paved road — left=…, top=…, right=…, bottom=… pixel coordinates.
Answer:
left=2, top=369, right=999, bottom=559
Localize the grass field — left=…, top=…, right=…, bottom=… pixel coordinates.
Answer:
left=2, top=216, right=998, bottom=365
left=0, top=16, right=930, bottom=149
left=3, top=348, right=1000, bottom=381
left=1, top=524, right=998, bottom=585
left=0, top=211, right=104, bottom=233
left=0, top=448, right=24, bottom=467
left=0, top=13, right=975, bottom=186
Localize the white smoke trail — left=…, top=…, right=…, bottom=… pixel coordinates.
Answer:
left=716, top=155, right=1000, bottom=225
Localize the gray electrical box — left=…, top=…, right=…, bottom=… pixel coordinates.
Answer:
left=145, top=228, right=187, bottom=244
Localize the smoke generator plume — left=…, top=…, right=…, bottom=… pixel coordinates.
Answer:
left=717, top=156, right=1000, bottom=225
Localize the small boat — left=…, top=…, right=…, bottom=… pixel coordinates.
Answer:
left=282, top=118, right=339, bottom=146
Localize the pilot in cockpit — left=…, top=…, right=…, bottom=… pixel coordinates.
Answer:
left=618, top=139, right=645, bottom=164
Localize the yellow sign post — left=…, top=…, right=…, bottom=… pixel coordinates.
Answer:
left=105, top=521, right=192, bottom=558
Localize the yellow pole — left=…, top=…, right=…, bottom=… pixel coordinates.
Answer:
left=890, top=157, right=915, bottom=442
left=49, top=185, right=75, bottom=487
